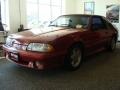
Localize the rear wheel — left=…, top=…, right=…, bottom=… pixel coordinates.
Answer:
left=107, top=37, right=116, bottom=51
left=65, top=44, right=83, bottom=70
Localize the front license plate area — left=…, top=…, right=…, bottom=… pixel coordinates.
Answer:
left=10, top=53, right=19, bottom=61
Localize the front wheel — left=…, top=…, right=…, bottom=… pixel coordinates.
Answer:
left=65, top=45, right=83, bottom=70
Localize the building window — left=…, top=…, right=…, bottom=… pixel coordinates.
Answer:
left=1, top=0, right=9, bottom=31
left=84, top=2, right=95, bottom=15
left=27, top=0, right=65, bottom=28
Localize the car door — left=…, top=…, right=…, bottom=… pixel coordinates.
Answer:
left=91, top=16, right=109, bottom=50
left=84, top=16, right=109, bottom=55
left=103, top=18, right=117, bottom=42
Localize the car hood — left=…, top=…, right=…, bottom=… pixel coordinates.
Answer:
left=9, top=27, right=84, bottom=43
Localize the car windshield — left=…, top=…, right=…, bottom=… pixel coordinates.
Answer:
left=49, top=15, right=90, bottom=29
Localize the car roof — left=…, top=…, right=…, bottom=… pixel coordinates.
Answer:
left=61, top=14, right=103, bottom=17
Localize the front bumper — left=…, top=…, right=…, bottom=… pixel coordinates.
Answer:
left=3, top=45, right=65, bottom=69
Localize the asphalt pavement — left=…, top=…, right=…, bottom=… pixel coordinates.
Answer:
left=0, top=43, right=120, bottom=90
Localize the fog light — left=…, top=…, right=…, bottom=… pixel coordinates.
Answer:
left=35, top=61, right=43, bottom=69
left=28, top=61, right=34, bottom=68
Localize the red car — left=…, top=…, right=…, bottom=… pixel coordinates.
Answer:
left=3, top=14, right=118, bottom=70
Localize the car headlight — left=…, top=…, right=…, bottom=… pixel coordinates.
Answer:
left=27, top=43, right=54, bottom=52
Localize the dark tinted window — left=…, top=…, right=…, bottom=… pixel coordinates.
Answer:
left=92, top=17, right=107, bottom=30
left=103, top=17, right=116, bottom=30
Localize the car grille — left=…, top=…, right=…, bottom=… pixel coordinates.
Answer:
left=6, top=38, right=27, bottom=50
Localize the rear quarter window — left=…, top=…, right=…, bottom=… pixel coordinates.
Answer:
left=107, top=22, right=116, bottom=30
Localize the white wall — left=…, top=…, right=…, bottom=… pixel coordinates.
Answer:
left=8, top=0, right=26, bottom=34
left=65, top=0, right=77, bottom=14
left=76, top=0, right=120, bottom=40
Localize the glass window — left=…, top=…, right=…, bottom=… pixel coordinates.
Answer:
left=92, top=17, right=102, bottom=24
left=38, top=5, right=51, bottom=25
left=51, top=6, right=61, bottom=20
left=51, top=0, right=61, bottom=6
left=49, top=15, right=90, bottom=29
left=39, top=0, right=50, bottom=5
left=27, top=0, right=65, bottom=28
left=92, top=17, right=107, bottom=30
left=1, top=0, right=9, bottom=31
left=27, top=0, right=38, bottom=28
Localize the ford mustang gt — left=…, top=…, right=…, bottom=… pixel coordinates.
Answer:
left=3, top=14, right=118, bottom=70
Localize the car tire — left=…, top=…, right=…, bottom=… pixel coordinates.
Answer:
left=107, top=37, right=116, bottom=51
left=65, top=44, right=83, bottom=70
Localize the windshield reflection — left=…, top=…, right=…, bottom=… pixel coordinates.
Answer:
left=49, top=15, right=90, bottom=29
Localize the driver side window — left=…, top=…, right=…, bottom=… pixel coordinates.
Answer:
left=92, top=16, right=107, bottom=31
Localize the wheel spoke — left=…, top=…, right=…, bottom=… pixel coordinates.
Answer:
left=111, top=38, right=116, bottom=50
left=70, top=48, right=82, bottom=68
